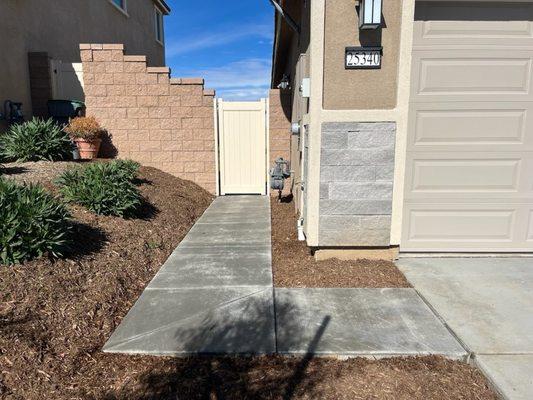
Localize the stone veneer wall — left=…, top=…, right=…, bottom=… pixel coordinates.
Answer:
left=28, top=52, right=53, bottom=118
left=269, top=89, right=292, bottom=195
left=80, top=44, right=216, bottom=193
left=319, top=122, right=396, bottom=246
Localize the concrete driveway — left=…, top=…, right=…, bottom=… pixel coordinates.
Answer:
left=397, top=258, right=533, bottom=400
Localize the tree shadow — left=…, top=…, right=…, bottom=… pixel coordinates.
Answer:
left=100, top=296, right=333, bottom=399
left=132, top=197, right=160, bottom=221
left=99, top=130, right=118, bottom=159
left=1, top=165, right=28, bottom=175
left=64, top=221, right=108, bottom=259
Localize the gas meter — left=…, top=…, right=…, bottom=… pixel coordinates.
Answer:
left=270, top=157, right=291, bottom=199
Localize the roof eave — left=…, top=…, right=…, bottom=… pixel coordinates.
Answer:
left=154, top=0, right=171, bottom=15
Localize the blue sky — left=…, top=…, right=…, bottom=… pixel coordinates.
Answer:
left=164, top=0, right=274, bottom=101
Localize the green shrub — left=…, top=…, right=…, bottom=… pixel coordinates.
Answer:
left=113, top=159, right=141, bottom=181
left=0, top=177, right=71, bottom=265
left=0, top=118, right=72, bottom=162
left=56, top=160, right=141, bottom=217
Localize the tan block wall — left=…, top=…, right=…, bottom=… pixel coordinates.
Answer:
left=81, top=44, right=216, bottom=193
left=269, top=89, right=292, bottom=195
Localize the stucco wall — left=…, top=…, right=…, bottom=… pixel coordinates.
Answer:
left=81, top=44, right=217, bottom=193
left=323, top=0, right=402, bottom=110
left=0, top=0, right=166, bottom=129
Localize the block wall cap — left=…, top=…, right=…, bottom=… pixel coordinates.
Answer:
left=102, top=44, right=125, bottom=50
left=180, top=78, right=204, bottom=85
left=147, top=67, right=171, bottom=74
left=124, top=55, right=147, bottom=62
left=203, top=89, right=216, bottom=96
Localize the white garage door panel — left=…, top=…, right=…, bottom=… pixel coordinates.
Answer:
left=404, top=204, right=532, bottom=251
left=410, top=104, right=528, bottom=149
left=402, top=2, right=533, bottom=252
left=407, top=208, right=515, bottom=242
left=414, top=1, right=533, bottom=46
left=406, top=152, right=532, bottom=198
left=411, top=50, right=533, bottom=102
left=411, top=159, right=520, bottom=193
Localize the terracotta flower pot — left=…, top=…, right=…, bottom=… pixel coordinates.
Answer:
left=74, top=138, right=101, bottom=160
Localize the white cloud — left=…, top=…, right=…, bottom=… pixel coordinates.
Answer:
left=166, top=24, right=272, bottom=57
left=175, top=58, right=272, bottom=101
left=216, top=87, right=270, bottom=101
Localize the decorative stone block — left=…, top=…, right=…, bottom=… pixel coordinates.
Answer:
left=319, top=122, right=396, bottom=246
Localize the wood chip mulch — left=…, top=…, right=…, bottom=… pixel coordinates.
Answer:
left=1, top=161, right=74, bottom=184
left=271, top=196, right=411, bottom=288
left=0, top=166, right=497, bottom=399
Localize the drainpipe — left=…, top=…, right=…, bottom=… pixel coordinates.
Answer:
left=268, top=0, right=300, bottom=34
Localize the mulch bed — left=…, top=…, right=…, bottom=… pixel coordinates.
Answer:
left=271, top=196, right=411, bottom=288
left=0, top=166, right=496, bottom=399
left=1, top=161, right=74, bottom=184
left=0, top=163, right=213, bottom=399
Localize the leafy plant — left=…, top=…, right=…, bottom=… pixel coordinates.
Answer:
left=0, top=118, right=72, bottom=162
left=64, top=116, right=104, bottom=141
left=113, top=159, right=141, bottom=181
left=56, top=160, right=141, bottom=217
left=0, top=177, right=71, bottom=265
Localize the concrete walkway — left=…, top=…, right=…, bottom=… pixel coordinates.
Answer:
left=397, top=258, right=533, bottom=400
left=104, top=196, right=464, bottom=358
left=104, top=196, right=276, bottom=354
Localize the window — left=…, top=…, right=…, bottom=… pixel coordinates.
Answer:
left=155, top=8, right=164, bottom=44
left=112, top=0, right=126, bottom=10
left=109, top=0, right=127, bottom=15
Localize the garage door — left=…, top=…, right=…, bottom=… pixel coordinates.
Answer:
left=402, top=1, right=533, bottom=252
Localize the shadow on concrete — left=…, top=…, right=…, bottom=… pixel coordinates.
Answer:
left=100, top=298, right=332, bottom=400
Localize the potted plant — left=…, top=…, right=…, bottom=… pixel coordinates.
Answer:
left=64, top=116, right=104, bottom=160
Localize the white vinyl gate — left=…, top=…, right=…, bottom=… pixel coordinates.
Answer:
left=216, top=99, right=268, bottom=195
left=50, top=60, right=85, bottom=101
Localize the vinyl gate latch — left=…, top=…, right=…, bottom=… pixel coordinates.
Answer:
left=270, top=157, right=291, bottom=200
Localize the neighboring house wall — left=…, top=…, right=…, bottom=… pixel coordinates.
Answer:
left=0, top=0, right=166, bottom=130
left=269, top=89, right=292, bottom=195
left=28, top=52, right=53, bottom=119
left=81, top=44, right=216, bottom=193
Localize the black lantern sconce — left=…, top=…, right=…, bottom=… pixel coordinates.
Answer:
left=359, top=0, right=382, bottom=30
